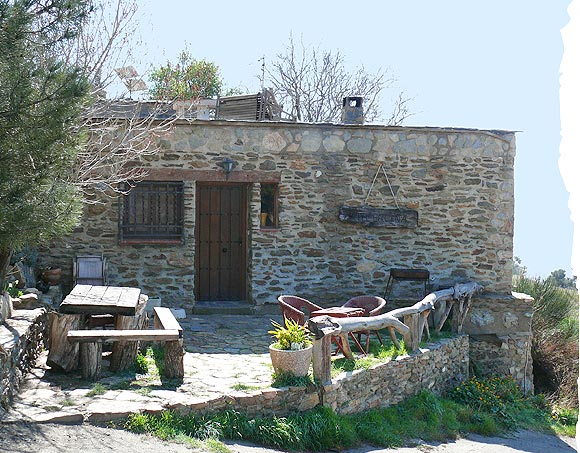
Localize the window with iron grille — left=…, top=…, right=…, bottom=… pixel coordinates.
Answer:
left=119, top=181, right=184, bottom=243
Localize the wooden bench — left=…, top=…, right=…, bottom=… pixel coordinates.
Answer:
left=67, top=307, right=184, bottom=381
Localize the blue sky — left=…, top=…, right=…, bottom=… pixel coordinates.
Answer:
left=124, top=1, right=575, bottom=278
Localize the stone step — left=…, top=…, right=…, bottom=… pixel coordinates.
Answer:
left=193, top=301, right=279, bottom=316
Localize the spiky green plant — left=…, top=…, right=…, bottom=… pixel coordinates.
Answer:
left=513, top=274, right=579, bottom=407
left=268, top=318, right=311, bottom=350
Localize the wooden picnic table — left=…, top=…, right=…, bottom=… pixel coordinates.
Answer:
left=59, top=284, right=141, bottom=316
left=48, top=284, right=147, bottom=375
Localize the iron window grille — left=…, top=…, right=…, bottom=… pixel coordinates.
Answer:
left=119, top=181, right=184, bottom=243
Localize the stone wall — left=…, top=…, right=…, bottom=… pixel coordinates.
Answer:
left=322, top=335, right=469, bottom=414
left=170, top=335, right=468, bottom=417
left=0, top=307, right=47, bottom=409
left=40, top=121, right=516, bottom=308
left=464, top=292, right=534, bottom=393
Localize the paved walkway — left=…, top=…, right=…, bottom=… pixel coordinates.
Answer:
left=1, top=313, right=280, bottom=423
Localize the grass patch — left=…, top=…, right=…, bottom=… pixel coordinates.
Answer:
left=150, top=346, right=166, bottom=376
left=125, top=376, right=576, bottom=451
left=109, top=380, right=132, bottom=391
left=135, top=350, right=149, bottom=374
left=549, top=404, right=578, bottom=437
left=134, top=386, right=153, bottom=397
left=271, top=371, right=315, bottom=388
left=127, top=346, right=164, bottom=386
left=230, top=383, right=263, bottom=392
left=331, top=334, right=409, bottom=377
left=86, top=382, right=108, bottom=397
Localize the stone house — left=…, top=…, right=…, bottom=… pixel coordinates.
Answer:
left=41, top=102, right=533, bottom=390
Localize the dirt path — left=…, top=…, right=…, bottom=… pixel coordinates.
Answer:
left=0, top=422, right=576, bottom=453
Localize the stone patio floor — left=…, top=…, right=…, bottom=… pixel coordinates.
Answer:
left=1, top=313, right=280, bottom=424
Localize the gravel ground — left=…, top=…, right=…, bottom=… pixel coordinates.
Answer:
left=0, top=422, right=576, bottom=453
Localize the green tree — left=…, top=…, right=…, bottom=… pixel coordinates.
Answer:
left=149, top=50, right=224, bottom=100
left=0, top=0, right=92, bottom=284
left=547, top=269, right=577, bottom=290
left=512, top=256, right=527, bottom=277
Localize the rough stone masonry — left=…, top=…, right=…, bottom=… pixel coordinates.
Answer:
left=40, top=119, right=532, bottom=390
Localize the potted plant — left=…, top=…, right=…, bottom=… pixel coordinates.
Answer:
left=268, top=318, right=313, bottom=377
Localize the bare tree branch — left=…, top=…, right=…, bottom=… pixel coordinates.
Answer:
left=266, top=35, right=412, bottom=124
left=55, top=0, right=176, bottom=202
left=73, top=101, right=174, bottom=202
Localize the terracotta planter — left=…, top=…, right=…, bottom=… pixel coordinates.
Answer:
left=269, top=344, right=313, bottom=377
left=41, top=268, right=62, bottom=286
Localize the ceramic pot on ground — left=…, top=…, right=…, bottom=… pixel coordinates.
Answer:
left=269, top=344, right=313, bottom=377
left=41, top=268, right=62, bottom=286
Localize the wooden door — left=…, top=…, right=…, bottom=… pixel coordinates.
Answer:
left=195, top=184, right=247, bottom=301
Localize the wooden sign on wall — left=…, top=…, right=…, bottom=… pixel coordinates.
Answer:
left=338, top=205, right=418, bottom=228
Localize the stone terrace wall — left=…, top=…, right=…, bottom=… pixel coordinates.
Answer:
left=464, top=292, right=534, bottom=393
left=0, top=308, right=47, bottom=408
left=322, top=335, right=469, bottom=414
left=40, top=121, right=516, bottom=306
left=171, top=335, right=468, bottom=417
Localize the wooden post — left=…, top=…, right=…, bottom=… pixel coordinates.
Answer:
left=80, top=341, right=102, bottom=381
left=452, top=294, right=474, bottom=334
left=422, top=310, right=431, bottom=340
left=312, top=335, right=332, bottom=384
left=110, top=297, right=147, bottom=372
left=47, top=312, right=83, bottom=372
left=153, top=306, right=185, bottom=379
left=164, top=339, right=185, bottom=379
left=403, top=313, right=421, bottom=351
left=337, top=333, right=354, bottom=359
left=387, top=327, right=401, bottom=350
left=435, top=301, right=454, bottom=332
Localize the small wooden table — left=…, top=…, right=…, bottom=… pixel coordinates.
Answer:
left=311, top=306, right=367, bottom=355
left=311, top=306, right=365, bottom=318
left=60, top=284, right=141, bottom=316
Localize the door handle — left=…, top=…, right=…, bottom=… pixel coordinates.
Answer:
left=222, top=248, right=228, bottom=253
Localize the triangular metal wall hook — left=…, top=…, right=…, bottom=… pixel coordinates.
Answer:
left=364, top=163, right=400, bottom=209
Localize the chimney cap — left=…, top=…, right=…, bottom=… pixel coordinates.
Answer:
left=341, top=96, right=364, bottom=124
left=342, top=96, right=363, bottom=107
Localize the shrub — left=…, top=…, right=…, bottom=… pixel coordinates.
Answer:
left=513, top=275, right=579, bottom=407
left=4, top=281, right=23, bottom=298
left=448, top=375, right=522, bottom=428
left=135, top=351, right=149, bottom=374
